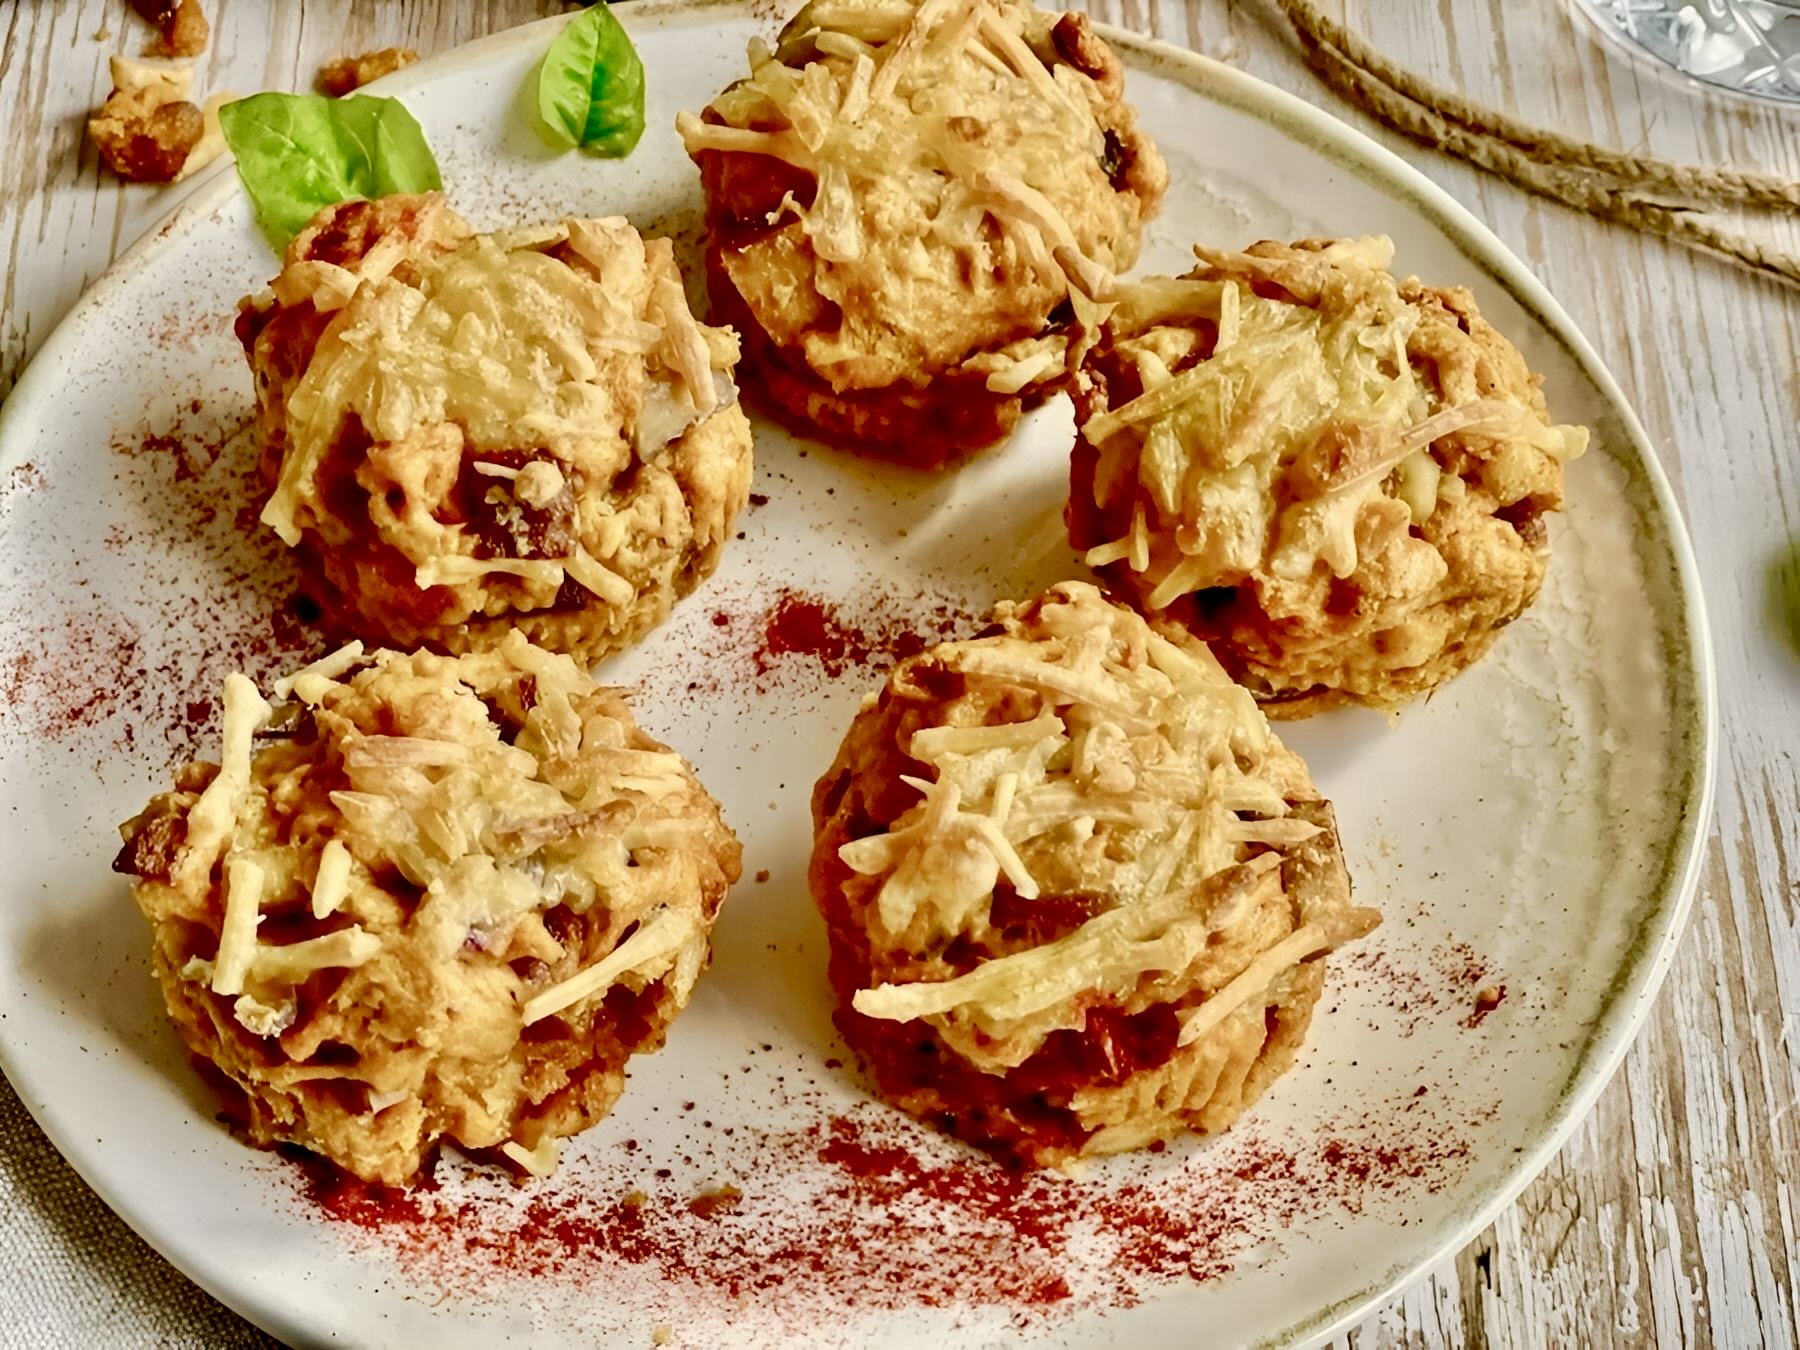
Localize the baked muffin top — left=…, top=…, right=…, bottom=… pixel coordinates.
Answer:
left=1071, top=236, right=1588, bottom=712
left=117, top=634, right=741, bottom=1182
left=811, top=582, right=1375, bottom=1076
left=680, top=0, right=1166, bottom=396
left=238, top=194, right=747, bottom=645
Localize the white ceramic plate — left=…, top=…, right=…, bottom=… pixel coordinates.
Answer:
left=0, top=4, right=1713, bottom=1347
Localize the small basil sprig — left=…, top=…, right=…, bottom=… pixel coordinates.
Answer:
left=536, top=3, right=647, bottom=157
left=217, top=92, right=443, bottom=248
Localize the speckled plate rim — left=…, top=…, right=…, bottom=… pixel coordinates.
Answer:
left=0, top=4, right=1717, bottom=1348
left=1099, top=29, right=1719, bottom=1348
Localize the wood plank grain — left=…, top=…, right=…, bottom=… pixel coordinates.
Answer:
left=4, top=3, right=1797, bottom=1348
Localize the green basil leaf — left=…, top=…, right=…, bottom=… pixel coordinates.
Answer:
left=536, top=4, right=647, bottom=158
left=217, top=92, right=443, bottom=248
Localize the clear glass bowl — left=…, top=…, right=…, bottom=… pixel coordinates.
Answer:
left=1566, top=0, right=1800, bottom=106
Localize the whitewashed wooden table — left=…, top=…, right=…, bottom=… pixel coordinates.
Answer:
left=2, top=1, right=1795, bottom=1346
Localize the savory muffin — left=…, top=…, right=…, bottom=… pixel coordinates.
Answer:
left=236, top=193, right=753, bottom=662
left=678, top=0, right=1167, bottom=466
left=809, top=582, right=1377, bottom=1168
left=1067, top=236, right=1589, bottom=716
left=115, top=634, right=742, bottom=1185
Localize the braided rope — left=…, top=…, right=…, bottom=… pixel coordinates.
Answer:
left=1273, top=0, right=1800, bottom=288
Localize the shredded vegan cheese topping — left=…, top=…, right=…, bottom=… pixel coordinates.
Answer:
left=176, top=673, right=271, bottom=893
left=119, top=632, right=742, bottom=1181
left=241, top=196, right=750, bottom=653
left=1078, top=236, right=1588, bottom=598
left=832, top=582, right=1376, bottom=1073
left=189, top=636, right=714, bottom=1028
left=680, top=0, right=1163, bottom=393
left=500, top=1136, right=562, bottom=1178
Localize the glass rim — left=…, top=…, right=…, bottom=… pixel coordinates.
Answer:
left=1565, top=0, right=1800, bottom=110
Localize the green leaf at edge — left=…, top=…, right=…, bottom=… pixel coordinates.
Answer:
left=535, top=4, right=647, bottom=159
left=217, top=92, right=441, bottom=250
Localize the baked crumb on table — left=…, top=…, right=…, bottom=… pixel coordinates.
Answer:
left=319, top=47, right=420, bottom=97
left=87, top=55, right=223, bottom=183
left=134, top=0, right=210, bottom=59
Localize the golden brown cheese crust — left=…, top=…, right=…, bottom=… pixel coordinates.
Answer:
left=682, top=0, right=1167, bottom=465
left=237, top=194, right=754, bottom=662
left=1067, top=237, right=1588, bottom=716
left=117, top=638, right=742, bottom=1185
left=808, top=582, right=1375, bottom=1167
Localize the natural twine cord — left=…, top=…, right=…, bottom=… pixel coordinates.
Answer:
left=1272, top=0, right=1800, bottom=289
